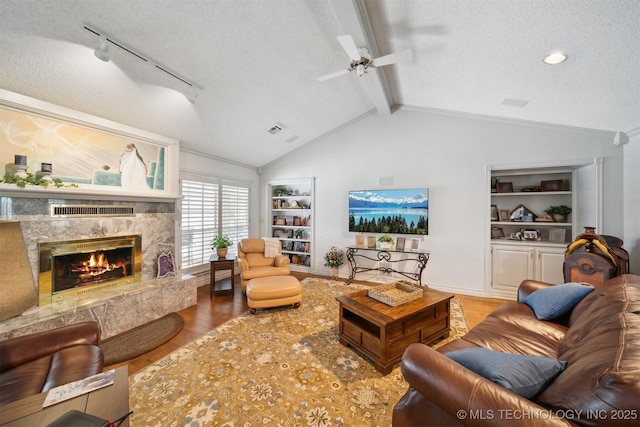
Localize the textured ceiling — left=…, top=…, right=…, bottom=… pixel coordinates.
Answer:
left=1, top=0, right=638, bottom=168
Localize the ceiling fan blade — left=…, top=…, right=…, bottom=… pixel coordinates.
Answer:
left=316, top=68, right=351, bottom=82
left=337, top=35, right=362, bottom=62
left=371, top=48, right=413, bottom=67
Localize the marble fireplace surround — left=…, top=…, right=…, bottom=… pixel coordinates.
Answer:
left=0, top=196, right=198, bottom=341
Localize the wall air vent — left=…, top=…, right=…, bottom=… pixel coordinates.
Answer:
left=51, top=205, right=136, bottom=218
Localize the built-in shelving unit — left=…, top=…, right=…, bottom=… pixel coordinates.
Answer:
left=488, top=163, right=592, bottom=298
left=266, top=178, right=314, bottom=272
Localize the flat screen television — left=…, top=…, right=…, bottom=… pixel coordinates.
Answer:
left=348, top=188, right=428, bottom=235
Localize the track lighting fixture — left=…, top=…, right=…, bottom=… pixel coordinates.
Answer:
left=94, top=37, right=110, bottom=62
left=85, top=25, right=203, bottom=103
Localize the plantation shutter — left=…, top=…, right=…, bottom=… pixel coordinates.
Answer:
left=180, top=178, right=250, bottom=270
left=221, top=184, right=250, bottom=258
left=181, top=180, right=219, bottom=269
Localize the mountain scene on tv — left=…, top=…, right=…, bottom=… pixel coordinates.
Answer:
left=349, top=188, right=428, bottom=235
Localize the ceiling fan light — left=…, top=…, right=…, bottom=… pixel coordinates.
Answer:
left=543, top=52, right=567, bottom=65
left=356, top=64, right=365, bottom=76
left=94, top=37, right=110, bottom=62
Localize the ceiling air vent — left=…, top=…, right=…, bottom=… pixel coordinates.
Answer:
left=266, top=122, right=285, bottom=135
left=51, top=205, right=136, bottom=218
left=266, top=122, right=300, bottom=143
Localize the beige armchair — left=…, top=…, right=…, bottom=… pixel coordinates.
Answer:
left=237, top=238, right=291, bottom=291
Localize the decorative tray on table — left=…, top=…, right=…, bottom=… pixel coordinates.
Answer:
left=368, top=281, right=423, bottom=306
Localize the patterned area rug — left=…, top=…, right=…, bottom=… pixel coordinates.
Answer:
left=129, top=278, right=469, bottom=426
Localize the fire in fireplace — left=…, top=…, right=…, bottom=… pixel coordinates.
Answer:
left=38, top=235, right=142, bottom=305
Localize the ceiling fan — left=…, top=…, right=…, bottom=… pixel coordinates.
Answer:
left=317, top=35, right=412, bottom=82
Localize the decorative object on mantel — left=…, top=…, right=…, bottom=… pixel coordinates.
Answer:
left=1, top=172, right=77, bottom=189
left=40, top=162, right=53, bottom=182
left=13, top=154, right=27, bottom=178
left=157, top=251, right=177, bottom=278
left=211, top=234, right=233, bottom=258
left=324, top=246, right=344, bottom=280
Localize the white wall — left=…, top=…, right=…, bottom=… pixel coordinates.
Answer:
left=624, top=129, right=640, bottom=273
left=259, top=108, right=624, bottom=296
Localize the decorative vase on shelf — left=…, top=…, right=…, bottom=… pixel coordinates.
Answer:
left=330, top=266, right=339, bottom=280
left=217, top=247, right=228, bottom=258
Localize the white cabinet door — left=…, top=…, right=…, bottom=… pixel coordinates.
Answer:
left=491, top=245, right=534, bottom=292
left=536, top=247, right=565, bottom=284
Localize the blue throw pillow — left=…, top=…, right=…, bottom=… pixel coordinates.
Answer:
left=523, top=282, right=594, bottom=320
left=446, top=348, right=567, bottom=399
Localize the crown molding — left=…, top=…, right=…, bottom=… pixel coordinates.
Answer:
left=399, top=104, right=616, bottom=137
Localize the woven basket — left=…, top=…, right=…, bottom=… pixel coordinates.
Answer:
left=368, top=281, right=423, bottom=306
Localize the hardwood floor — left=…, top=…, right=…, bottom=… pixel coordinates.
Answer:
left=105, top=273, right=507, bottom=375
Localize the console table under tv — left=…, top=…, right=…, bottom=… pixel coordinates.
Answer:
left=345, top=246, right=430, bottom=285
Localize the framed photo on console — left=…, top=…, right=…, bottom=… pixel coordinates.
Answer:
left=410, top=238, right=420, bottom=251
left=396, top=237, right=406, bottom=251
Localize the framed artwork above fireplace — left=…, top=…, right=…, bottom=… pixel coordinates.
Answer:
left=0, top=89, right=180, bottom=201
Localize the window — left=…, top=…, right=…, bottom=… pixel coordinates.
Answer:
left=181, top=179, right=249, bottom=271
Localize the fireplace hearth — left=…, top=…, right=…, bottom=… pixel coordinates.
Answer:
left=38, top=235, right=142, bottom=305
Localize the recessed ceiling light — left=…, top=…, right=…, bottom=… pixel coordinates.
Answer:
left=543, top=52, right=568, bottom=65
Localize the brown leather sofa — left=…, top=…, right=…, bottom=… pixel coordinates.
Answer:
left=393, top=274, right=640, bottom=427
left=237, top=238, right=291, bottom=292
left=0, top=321, right=104, bottom=406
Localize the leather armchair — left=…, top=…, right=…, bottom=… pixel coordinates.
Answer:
left=237, top=238, right=291, bottom=292
left=0, top=321, right=104, bottom=405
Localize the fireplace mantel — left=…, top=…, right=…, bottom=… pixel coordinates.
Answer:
left=0, top=183, right=181, bottom=202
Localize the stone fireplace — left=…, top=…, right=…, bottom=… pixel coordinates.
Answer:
left=0, top=196, right=199, bottom=341
left=38, top=234, right=142, bottom=305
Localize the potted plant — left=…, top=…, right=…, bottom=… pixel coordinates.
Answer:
left=378, top=234, right=394, bottom=250
left=324, top=246, right=344, bottom=280
left=211, top=234, right=233, bottom=258
left=544, top=205, right=572, bottom=223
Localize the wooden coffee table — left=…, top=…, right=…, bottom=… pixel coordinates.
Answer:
left=336, top=287, right=454, bottom=375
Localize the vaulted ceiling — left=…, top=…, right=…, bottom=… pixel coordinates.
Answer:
left=1, top=0, right=638, bottom=168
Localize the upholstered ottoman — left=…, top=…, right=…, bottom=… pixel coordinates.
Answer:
left=246, top=275, right=302, bottom=314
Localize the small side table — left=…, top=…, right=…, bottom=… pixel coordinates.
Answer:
left=209, top=254, right=235, bottom=299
